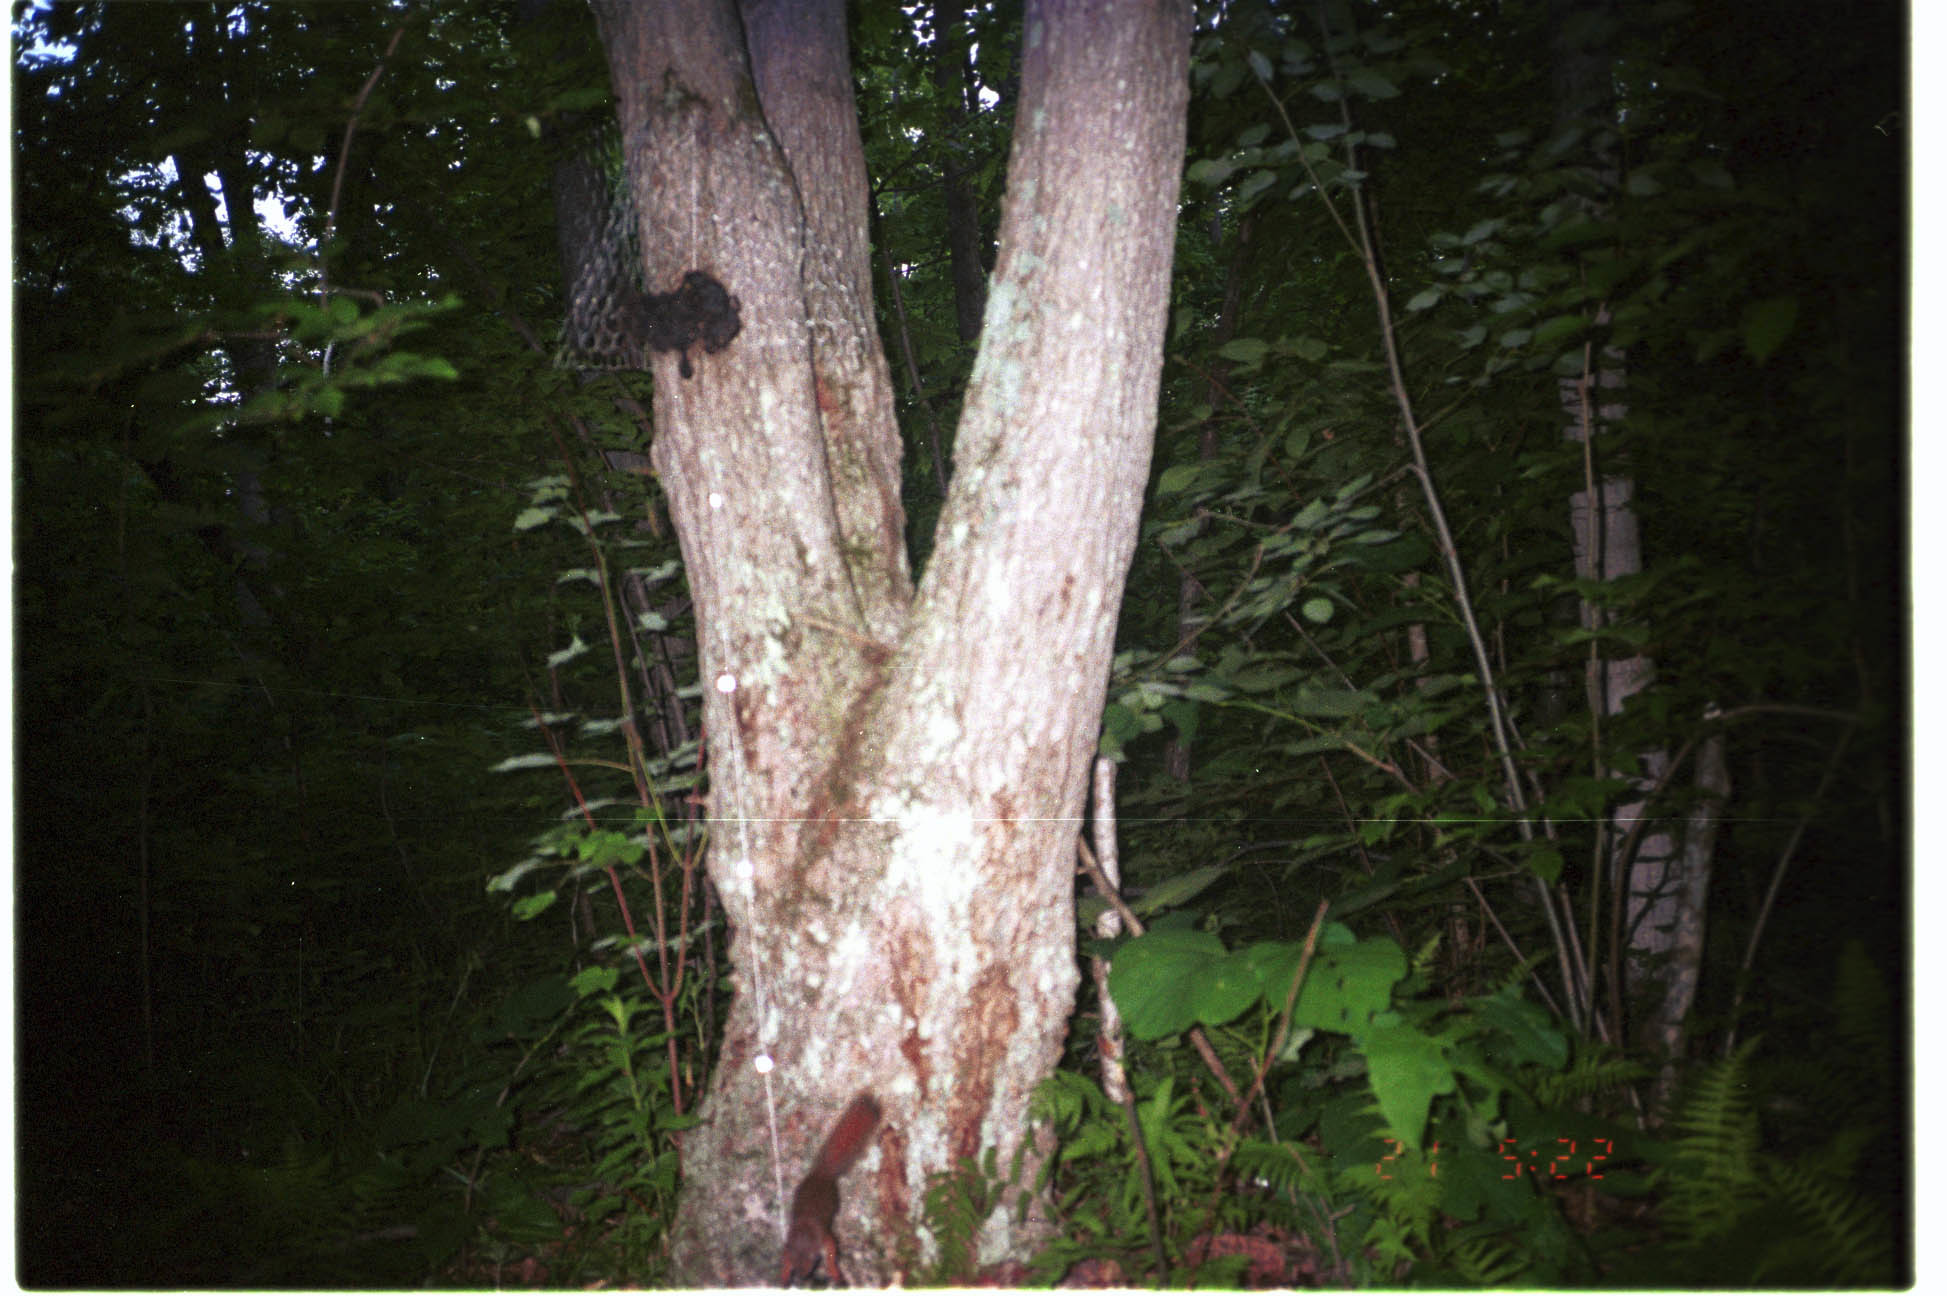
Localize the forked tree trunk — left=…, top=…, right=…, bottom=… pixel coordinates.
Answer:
left=589, top=0, right=1189, bottom=1283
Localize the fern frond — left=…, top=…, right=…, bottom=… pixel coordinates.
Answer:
left=1449, top=1236, right=1530, bottom=1286
left=1230, top=1135, right=1331, bottom=1200
left=1829, top=939, right=1890, bottom=1056
left=1532, top=1048, right=1650, bottom=1106
left=1362, top=1145, right=1442, bottom=1246
left=1759, top=1159, right=1895, bottom=1285
left=922, top=1155, right=1000, bottom=1282
left=1659, top=1037, right=1763, bottom=1246
left=1823, top=941, right=1894, bottom=1127
left=1033, top=1068, right=1110, bottom=1128
left=1795, top=1120, right=1875, bottom=1182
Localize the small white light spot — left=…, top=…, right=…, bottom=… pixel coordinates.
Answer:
left=709, top=491, right=725, bottom=509
left=734, top=856, right=755, bottom=880
left=715, top=672, right=738, bottom=694
left=754, top=1054, right=775, bottom=1074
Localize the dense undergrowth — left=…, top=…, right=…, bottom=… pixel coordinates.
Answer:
left=14, top=0, right=1903, bottom=1287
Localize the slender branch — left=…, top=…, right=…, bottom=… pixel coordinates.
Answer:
left=322, top=25, right=407, bottom=270
left=1724, top=717, right=1858, bottom=1056
left=1253, top=33, right=1584, bottom=1024
left=1188, top=899, right=1331, bottom=1285
left=315, top=23, right=406, bottom=380
left=1076, top=838, right=1242, bottom=1107
left=1463, top=873, right=1564, bottom=1019
left=1232, top=898, right=1332, bottom=1132
left=1083, top=759, right=1165, bottom=1276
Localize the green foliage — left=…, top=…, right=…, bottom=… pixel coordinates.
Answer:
left=466, top=352, right=712, bottom=1285
left=138, top=1137, right=421, bottom=1285
left=1108, top=921, right=1571, bottom=1159
left=1659, top=1038, right=1765, bottom=1244
left=1072, top=846, right=1900, bottom=1284
left=1530, top=1044, right=1652, bottom=1107
left=543, top=978, right=688, bottom=1277
left=1065, top=913, right=1616, bottom=1283
left=920, top=1138, right=1032, bottom=1284
left=11, top=0, right=702, bottom=1282
left=1758, top=1158, right=1895, bottom=1285
left=1605, top=1036, right=1900, bottom=1285
left=1447, top=1236, right=1529, bottom=1286
left=1031, top=1072, right=1229, bottom=1282
left=11, top=0, right=1902, bottom=1286
left=1107, top=22, right=1900, bottom=1286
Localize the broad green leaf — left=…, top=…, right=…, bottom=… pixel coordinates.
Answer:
left=1100, top=701, right=1140, bottom=746
left=489, top=754, right=565, bottom=774
left=1157, top=463, right=1202, bottom=495
left=1523, top=842, right=1564, bottom=884
left=1347, top=70, right=1400, bottom=99
left=1238, top=170, right=1278, bottom=204
left=570, top=965, right=619, bottom=996
left=512, top=890, right=557, bottom=921
left=1132, top=864, right=1225, bottom=916
left=1247, top=929, right=1406, bottom=1035
left=1186, top=157, right=1235, bottom=186
left=1160, top=699, right=1199, bottom=745
left=1533, top=313, right=1589, bottom=349
left=1224, top=664, right=1302, bottom=693
left=1218, top=337, right=1270, bottom=365
left=1194, top=950, right=1265, bottom=1029
left=1472, top=987, right=1569, bottom=1069
left=1107, top=929, right=1229, bottom=1039
left=1741, top=295, right=1798, bottom=364
left=1289, top=687, right=1371, bottom=718
left=1359, top=1015, right=1455, bottom=1148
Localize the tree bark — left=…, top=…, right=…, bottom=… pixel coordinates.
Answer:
left=1551, top=0, right=1719, bottom=1069
left=590, top=0, right=1189, bottom=1283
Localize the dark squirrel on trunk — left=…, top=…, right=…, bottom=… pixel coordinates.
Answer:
left=621, top=270, right=741, bottom=379
left=778, top=1094, right=881, bottom=1287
